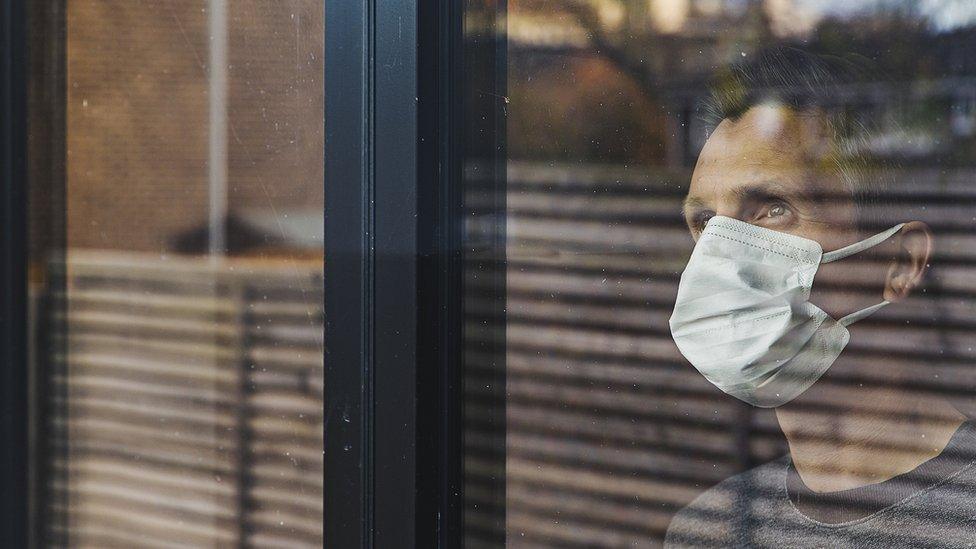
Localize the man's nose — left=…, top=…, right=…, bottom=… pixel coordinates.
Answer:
left=712, top=206, right=743, bottom=223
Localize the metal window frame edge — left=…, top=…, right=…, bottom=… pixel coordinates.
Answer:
left=0, top=0, right=30, bottom=545
left=324, top=0, right=373, bottom=546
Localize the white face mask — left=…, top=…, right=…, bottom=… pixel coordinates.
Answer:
left=669, top=216, right=905, bottom=408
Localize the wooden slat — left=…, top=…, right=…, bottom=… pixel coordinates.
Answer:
left=42, top=251, right=323, bottom=548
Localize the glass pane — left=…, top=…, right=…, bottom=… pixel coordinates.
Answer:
left=29, top=2, right=324, bottom=546
left=471, top=1, right=976, bottom=546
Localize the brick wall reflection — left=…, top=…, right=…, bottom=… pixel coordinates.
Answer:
left=34, top=1, right=325, bottom=547
left=65, top=0, right=323, bottom=253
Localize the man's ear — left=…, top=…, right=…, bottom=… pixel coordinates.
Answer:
left=883, top=221, right=933, bottom=302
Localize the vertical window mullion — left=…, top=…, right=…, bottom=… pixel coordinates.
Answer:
left=324, top=0, right=370, bottom=547
left=0, top=0, right=30, bottom=545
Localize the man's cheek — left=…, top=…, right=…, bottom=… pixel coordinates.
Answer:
left=811, top=258, right=887, bottom=320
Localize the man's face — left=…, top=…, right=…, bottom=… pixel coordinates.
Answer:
left=684, top=103, right=857, bottom=245
left=683, top=103, right=872, bottom=318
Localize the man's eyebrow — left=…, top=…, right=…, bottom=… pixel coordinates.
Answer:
left=730, top=180, right=819, bottom=204
left=681, top=179, right=822, bottom=220
left=681, top=180, right=800, bottom=216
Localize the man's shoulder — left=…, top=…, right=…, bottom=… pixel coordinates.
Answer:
left=664, top=456, right=789, bottom=549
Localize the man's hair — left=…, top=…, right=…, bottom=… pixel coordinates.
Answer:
left=700, top=46, right=897, bottom=233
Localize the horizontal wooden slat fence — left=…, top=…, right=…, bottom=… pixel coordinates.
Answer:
left=38, top=252, right=323, bottom=548
left=32, top=164, right=976, bottom=547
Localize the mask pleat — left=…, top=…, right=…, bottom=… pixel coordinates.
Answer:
left=670, top=215, right=899, bottom=407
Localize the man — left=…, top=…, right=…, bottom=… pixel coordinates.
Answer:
left=664, top=47, right=976, bottom=548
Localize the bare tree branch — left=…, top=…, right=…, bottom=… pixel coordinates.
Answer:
left=563, top=1, right=660, bottom=101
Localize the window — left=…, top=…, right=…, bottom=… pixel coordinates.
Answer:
left=27, top=2, right=324, bottom=546
left=12, top=0, right=976, bottom=547
left=485, top=1, right=976, bottom=546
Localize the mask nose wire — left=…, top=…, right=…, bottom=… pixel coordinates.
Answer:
left=820, top=223, right=905, bottom=263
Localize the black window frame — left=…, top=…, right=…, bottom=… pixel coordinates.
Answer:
left=0, top=0, right=30, bottom=545
left=324, top=0, right=507, bottom=547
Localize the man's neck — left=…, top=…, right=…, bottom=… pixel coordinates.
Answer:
left=776, top=391, right=966, bottom=493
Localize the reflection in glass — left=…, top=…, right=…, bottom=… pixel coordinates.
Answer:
left=30, top=1, right=323, bottom=546
left=496, top=1, right=976, bottom=546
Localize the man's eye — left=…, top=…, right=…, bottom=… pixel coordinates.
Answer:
left=694, top=212, right=715, bottom=232
left=765, top=203, right=788, bottom=218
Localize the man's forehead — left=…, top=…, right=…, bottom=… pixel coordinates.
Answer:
left=712, top=104, right=796, bottom=143
left=688, top=154, right=816, bottom=204
left=688, top=107, right=844, bottom=207
left=700, top=105, right=835, bottom=173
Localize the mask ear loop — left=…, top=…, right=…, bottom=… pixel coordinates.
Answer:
left=820, top=223, right=906, bottom=327
left=838, top=301, right=889, bottom=327
left=821, top=223, right=905, bottom=263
